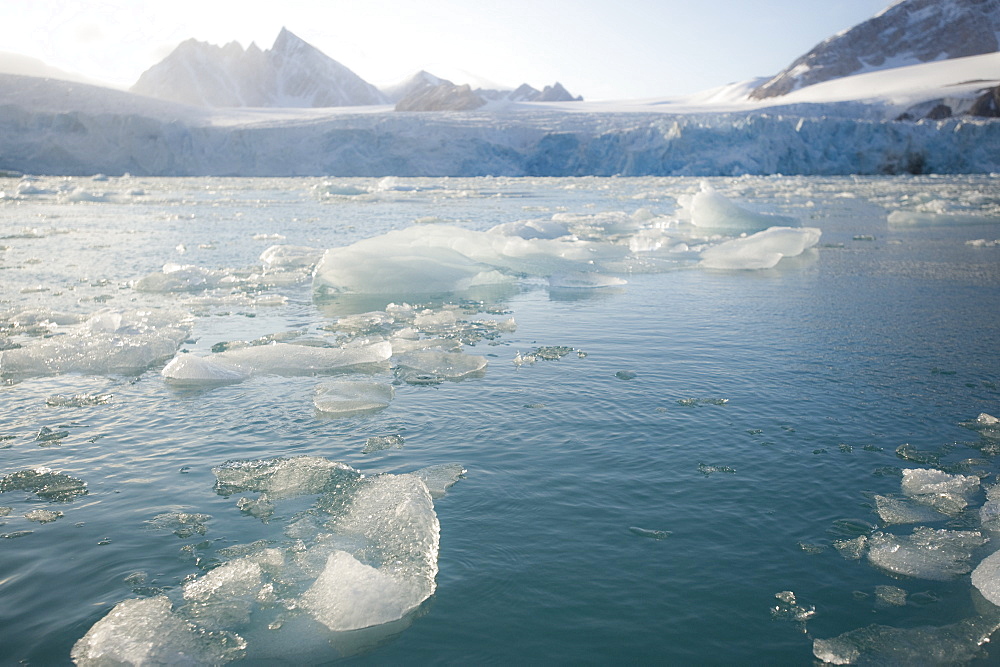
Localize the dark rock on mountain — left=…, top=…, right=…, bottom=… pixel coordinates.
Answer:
left=751, top=0, right=1000, bottom=99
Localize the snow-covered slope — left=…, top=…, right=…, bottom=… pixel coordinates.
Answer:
left=751, top=0, right=1000, bottom=99
left=0, top=52, right=106, bottom=87
left=131, top=28, right=387, bottom=108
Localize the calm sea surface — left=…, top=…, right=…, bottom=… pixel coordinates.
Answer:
left=1, top=175, right=999, bottom=665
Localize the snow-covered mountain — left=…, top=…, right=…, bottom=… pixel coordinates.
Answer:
left=131, top=28, right=387, bottom=108
left=751, top=0, right=1000, bottom=99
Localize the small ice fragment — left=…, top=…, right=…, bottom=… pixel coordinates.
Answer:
left=834, top=535, right=868, bottom=560
left=874, top=495, right=948, bottom=525
left=629, top=526, right=672, bottom=540
left=146, top=512, right=211, bottom=538
left=24, top=509, right=62, bottom=523
left=900, top=469, right=980, bottom=515
left=35, top=426, right=69, bottom=442
left=45, top=393, right=113, bottom=407
left=412, top=463, right=465, bottom=498
left=396, top=350, right=487, bottom=381
left=771, top=590, right=815, bottom=628
left=615, top=370, right=637, bottom=380
left=314, top=381, right=394, bottom=417
left=0, top=467, right=88, bottom=501
left=875, top=585, right=907, bottom=607
left=212, top=456, right=360, bottom=500
left=548, top=272, right=626, bottom=289
left=362, top=434, right=404, bottom=454
left=259, top=245, right=323, bottom=269
left=698, top=463, right=736, bottom=476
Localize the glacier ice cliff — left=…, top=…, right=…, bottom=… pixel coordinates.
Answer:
left=1, top=74, right=999, bottom=177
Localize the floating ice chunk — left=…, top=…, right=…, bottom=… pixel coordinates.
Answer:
left=700, top=226, right=822, bottom=270
left=867, top=527, right=986, bottom=580
left=874, top=495, right=948, bottom=525
left=813, top=617, right=1000, bottom=666
left=182, top=557, right=264, bottom=628
left=874, top=585, right=907, bottom=608
left=834, top=535, right=868, bottom=560
left=981, top=498, right=1000, bottom=533
left=395, top=350, right=487, bottom=381
left=629, top=526, right=672, bottom=540
left=549, top=272, right=626, bottom=289
left=1, top=308, right=190, bottom=378
left=901, top=469, right=980, bottom=515
left=259, top=244, right=324, bottom=269
left=24, top=509, right=62, bottom=523
left=681, top=184, right=798, bottom=233
left=966, top=239, right=1000, bottom=247
left=0, top=467, right=87, bottom=501
left=972, top=549, right=1000, bottom=606
left=303, top=473, right=439, bottom=631
left=163, top=341, right=392, bottom=383
left=161, top=353, right=251, bottom=384
left=413, top=309, right=458, bottom=329
left=488, top=218, right=571, bottom=240
left=362, top=435, right=404, bottom=453
left=313, top=224, right=625, bottom=297
left=147, top=512, right=212, bottom=538
left=45, top=393, right=113, bottom=407
left=213, top=456, right=360, bottom=500
left=887, top=211, right=1000, bottom=227
left=301, top=550, right=424, bottom=632
left=412, top=463, right=465, bottom=498
left=71, top=595, right=247, bottom=666
left=134, top=263, right=233, bottom=292
left=314, top=381, right=394, bottom=417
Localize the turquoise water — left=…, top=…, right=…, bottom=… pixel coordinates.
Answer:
left=1, top=175, right=999, bottom=665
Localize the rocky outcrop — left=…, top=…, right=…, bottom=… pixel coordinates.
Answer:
left=969, top=85, right=1000, bottom=116
left=751, top=0, right=1000, bottom=99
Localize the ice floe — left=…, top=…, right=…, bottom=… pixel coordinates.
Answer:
left=680, top=183, right=798, bottom=233
left=394, top=350, right=488, bottom=383
left=813, top=617, right=1000, bottom=666
left=699, top=226, right=822, bottom=270
left=0, top=467, right=88, bottom=502
left=314, top=381, right=394, bottom=417
left=162, top=340, right=392, bottom=384
left=0, top=308, right=190, bottom=378
left=866, top=527, right=986, bottom=581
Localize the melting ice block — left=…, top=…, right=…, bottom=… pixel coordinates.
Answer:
left=313, top=381, right=394, bottom=417
left=0, top=308, right=190, bottom=377
left=395, top=350, right=488, bottom=381
left=699, top=226, right=822, bottom=270
left=259, top=244, right=324, bottom=269
left=866, top=527, right=986, bottom=580
left=901, top=468, right=980, bottom=515
left=162, top=340, right=392, bottom=383
left=71, top=596, right=247, bottom=666
left=972, top=549, right=1000, bottom=606
left=312, top=224, right=625, bottom=297
left=681, top=184, right=798, bottom=233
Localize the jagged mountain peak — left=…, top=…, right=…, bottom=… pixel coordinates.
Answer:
left=131, top=29, right=386, bottom=108
left=750, top=0, right=1000, bottom=99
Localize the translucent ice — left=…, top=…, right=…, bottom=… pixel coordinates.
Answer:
left=314, top=381, right=395, bottom=417
left=163, top=340, right=392, bottom=383
left=0, top=308, right=190, bottom=377
left=867, top=527, right=986, bottom=580
left=548, top=272, right=627, bottom=289
left=362, top=434, right=404, bottom=453
left=213, top=456, right=359, bottom=500
left=972, top=549, right=1000, bottom=606
left=24, top=509, right=62, bottom=523
left=45, top=393, right=113, bottom=407
left=874, top=495, right=948, bottom=525
left=147, top=512, right=212, bottom=538
left=395, top=350, right=487, bottom=381
left=412, top=463, right=466, bottom=498
left=303, top=473, right=439, bottom=631
left=71, top=596, right=247, bottom=666
left=813, top=617, right=1000, bottom=666
left=699, top=226, right=822, bottom=270
left=901, top=468, right=980, bottom=515
left=259, top=244, right=324, bottom=269
left=0, top=467, right=87, bottom=501
left=134, top=263, right=234, bottom=292
left=681, top=184, right=798, bottom=233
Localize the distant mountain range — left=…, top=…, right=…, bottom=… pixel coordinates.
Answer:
left=0, top=0, right=997, bottom=177
left=130, top=27, right=581, bottom=110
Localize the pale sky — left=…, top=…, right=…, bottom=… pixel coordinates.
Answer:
left=0, top=0, right=892, bottom=100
